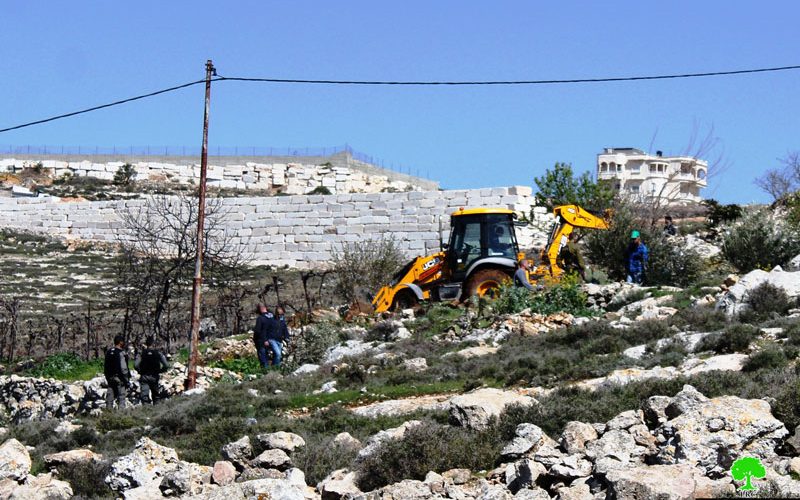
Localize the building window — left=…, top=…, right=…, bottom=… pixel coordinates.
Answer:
left=600, top=162, right=607, bottom=172
left=697, top=169, right=706, bottom=180
left=629, top=184, right=640, bottom=194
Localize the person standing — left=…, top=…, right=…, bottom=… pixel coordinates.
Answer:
left=663, top=215, right=678, bottom=236
left=267, top=306, right=290, bottom=367
left=104, top=335, right=130, bottom=409
left=625, top=230, right=649, bottom=284
left=253, top=304, right=274, bottom=369
left=134, top=336, right=170, bottom=404
left=557, top=232, right=587, bottom=281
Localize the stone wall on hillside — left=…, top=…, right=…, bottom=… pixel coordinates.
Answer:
left=0, top=186, right=553, bottom=268
left=0, top=151, right=438, bottom=195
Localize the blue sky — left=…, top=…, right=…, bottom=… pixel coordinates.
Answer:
left=1, top=1, right=798, bottom=203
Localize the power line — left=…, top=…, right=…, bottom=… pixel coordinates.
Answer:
left=1, top=64, right=799, bottom=134
left=216, top=64, right=800, bottom=85
left=0, top=79, right=215, bottom=133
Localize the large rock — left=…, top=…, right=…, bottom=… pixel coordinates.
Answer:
left=656, top=387, right=788, bottom=476
left=105, top=437, right=180, bottom=493
left=256, top=431, right=306, bottom=453
left=374, top=479, right=432, bottom=499
left=0, top=439, right=31, bottom=482
left=357, top=420, right=422, bottom=460
left=505, top=459, right=546, bottom=493
left=560, top=421, right=598, bottom=455
left=449, top=389, right=535, bottom=430
left=252, top=449, right=292, bottom=471
left=211, top=461, right=236, bottom=486
left=221, top=436, right=253, bottom=470
left=159, top=461, right=211, bottom=497
left=44, top=449, right=101, bottom=469
left=606, top=464, right=699, bottom=500
left=717, top=267, right=800, bottom=316
left=3, top=472, right=73, bottom=500
left=317, top=469, right=361, bottom=500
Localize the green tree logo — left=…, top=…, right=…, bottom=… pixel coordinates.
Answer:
left=730, top=456, right=766, bottom=491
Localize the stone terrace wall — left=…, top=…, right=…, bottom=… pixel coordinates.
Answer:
left=0, top=186, right=552, bottom=268
left=0, top=151, right=438, bottom=195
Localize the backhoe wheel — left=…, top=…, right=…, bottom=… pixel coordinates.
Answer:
left=465, top=269, right=510, bottom=300
left=392, top=289, right=419, bottom=312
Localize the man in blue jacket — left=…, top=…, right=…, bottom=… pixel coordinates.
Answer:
left=625, top=230, right=649, bottom=284
left=253, top=304, right=274, bottom=369
left=267, top=306, right=291, bottom=367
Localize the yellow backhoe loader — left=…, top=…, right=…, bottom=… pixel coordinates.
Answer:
left=371, top=205, right=609, bottom=313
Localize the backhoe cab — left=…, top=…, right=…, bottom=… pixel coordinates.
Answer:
left=372, top=208, right=521, bottom=312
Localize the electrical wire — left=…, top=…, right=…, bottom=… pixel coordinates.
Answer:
left=1, top=64, right=799, bottom=134
left=0, top=79, right=216, bottom=133
left=215, top=64, right=800, bottom=85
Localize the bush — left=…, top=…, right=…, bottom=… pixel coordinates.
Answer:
left=330, top=237, right=405, bottom=304
left=59, top=459, right=114, bottom=498
left=307, top=186, right=332, bottom=195
left=743, top=347, right=788, bottom=372
left=697, top=324, right=759, bottom=354
left=25, top=353, right=102, bottom=381
left=742, top=282, right=792, bottom=322
left=113, top=163, right=136, bottom=186
left=355, top=421, right=501, bottom=491
left=494, top=277, right=591, bottom=316
left=289, top=322, right=341, bottom=366
left=702, top=199, right=743, bottom=228
left=585, top=201, right=702, bottom=286
left=293, top=437, right=360, bottom=485
left=722, top=209, right=800, bottom=273
left=671, top=306, right=728, bottom=332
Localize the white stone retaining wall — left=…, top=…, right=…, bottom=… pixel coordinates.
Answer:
left=0, top=155, right=436, bottom=195
left=0, top=186, right=553, bottom=268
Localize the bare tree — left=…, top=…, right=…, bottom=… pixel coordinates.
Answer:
left=115, top=192, right=250, bottom=351
left=755, top=151, right=800, bottom=201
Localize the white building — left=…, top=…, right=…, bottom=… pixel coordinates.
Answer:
left=597, top=148, right=707, bottom=204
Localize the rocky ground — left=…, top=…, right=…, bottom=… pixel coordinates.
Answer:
left=1, top=259, right=800, bottom=499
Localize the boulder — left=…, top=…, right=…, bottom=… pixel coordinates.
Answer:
left=449, top=388, right=535, bottom=430
left=555, top=482, right=593, bottom=500
left=606, top=464, right=698, bottom=500
left=211, top=461, right=237, bottom=486
left=332, top=432, right=362, bottom=449
left=292, top=364, right=320, bottom=376
left=717, top=267, right=800, bottom=316
left=317, top=469, right=361, bottom=500
left=788, top=253, right=800, bottom=272
left=357, top=420, right=422, bottom=460
left=5, top=472, right=73, bottom=500
left=105, top=437, right=180, bottom=493
left=605, top=410, right=645, bottom=431
left=442, top=468, right=472, bottom=485
left=220, top=436, right=253, bottom=470
left=560, top=421, right=598, bottom=454
left=664, top=384, right=708, bottom=419
left=510, top=486, right=551, bottom=499
left=501, top=437, right=535, bottom=459
left=374, top=479, right=432, bottom=499
left=549, top=454, right=593, bottom=480
left=44, top=449, right=100, bottom=469
left=642, top=395, right=672, bottom=427
left=159, top=461, right=211, bottom=497
left=0, top=439, right=31, bottom=482
left=256, top=431, right=306, bottom=453
left=403, top=357, right=428, bottom=372
left=252, top=449, right=292, bottom=471
left=657, top=390, right=788, bottom=476
left=236, top=478, right=306, bottom=500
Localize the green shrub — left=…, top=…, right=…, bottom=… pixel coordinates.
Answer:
left=289, top=322, right=341, bottom=366
left=585, top=201, right=702, bottom=286
left=671, top=306, right=728, bottom=332
left=293, top=437, right=360, bottom=485
left=697, top=324, right=759, bottom=354
left=330, top=237, right=405, bottom=304
left=743, top=347, right=788, bottom=372
left=355, top=421, right=501, bottom=491
left=722, top=209, right=800, bottom=273
left=25, top=353, right=103, bottom=381
left=113, top=163, right=136, bottom=186
left=702, top=199, right=743, bottom=228
left=645, top=338, right=689, bottom=368
left=58, top=459, right=114, bottom=498
left=742, top=282, right=792, bottom=322
left=307, top=186, right=332, bottom=195
left=494, top=277, right=592, bottom=316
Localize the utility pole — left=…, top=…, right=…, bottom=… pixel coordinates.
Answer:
left=186, top=59, right=215, bottom=389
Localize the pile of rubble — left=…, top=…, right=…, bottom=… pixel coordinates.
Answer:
left=0, top=363, right=241, bottom=423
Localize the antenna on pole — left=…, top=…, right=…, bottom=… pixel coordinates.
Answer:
left=186, top=59, right=215, bottom=390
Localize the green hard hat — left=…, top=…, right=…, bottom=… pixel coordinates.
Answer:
left=631, top=230, right=640, bottom=239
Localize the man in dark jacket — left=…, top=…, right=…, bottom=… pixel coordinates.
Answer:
left=267, top=306, right=291, bottom=367
left=134, top=336, right=170, bottom=404
left=253, top=304, right=274, bottom=369
left=104, top=335, right=130, bottom=409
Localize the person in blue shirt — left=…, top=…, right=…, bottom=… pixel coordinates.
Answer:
left=267, top=306, right=291, bottom=367
left=625, top=230, right=649, bottom=284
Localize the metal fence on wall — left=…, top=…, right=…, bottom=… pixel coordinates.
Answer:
left=0, top=144, right=428, bottom=178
